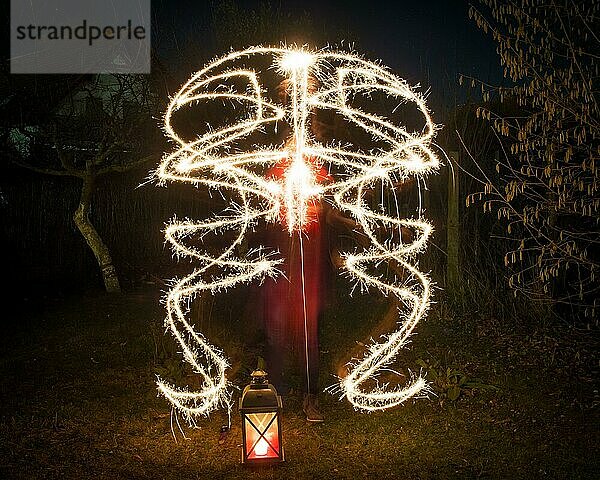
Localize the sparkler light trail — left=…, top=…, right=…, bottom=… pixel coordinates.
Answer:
left=155, top=46, right=440, bottom=421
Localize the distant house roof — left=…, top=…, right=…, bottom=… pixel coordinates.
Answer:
left=1, top=49, right=170, bottom=129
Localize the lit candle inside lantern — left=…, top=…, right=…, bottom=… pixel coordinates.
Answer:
left=254, top=437, right=269, bottom=457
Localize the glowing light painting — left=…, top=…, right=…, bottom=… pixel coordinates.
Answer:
left=155, top=46, right=440, bottom=422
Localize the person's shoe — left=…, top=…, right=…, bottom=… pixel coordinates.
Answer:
left=302, top=394, right=324, bottom=423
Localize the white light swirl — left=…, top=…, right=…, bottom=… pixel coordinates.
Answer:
left=155, top=46, right=439, bottom=420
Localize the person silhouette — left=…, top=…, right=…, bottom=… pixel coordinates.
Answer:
left=260, top=140, right=331, bottom=422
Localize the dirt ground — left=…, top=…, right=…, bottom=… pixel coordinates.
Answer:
left=0, top=287, right=597, bottom=479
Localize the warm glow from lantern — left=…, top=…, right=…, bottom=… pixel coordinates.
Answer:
left=155, top=46, right=440, bottom=421
left=244, top=412, right=280, bottom=460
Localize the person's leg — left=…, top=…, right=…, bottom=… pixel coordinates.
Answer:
left=300, top=232, right=325, bottom=422
left=306, top=294, right=320, bottom=395
left=262, top=276, right=288, bottom=392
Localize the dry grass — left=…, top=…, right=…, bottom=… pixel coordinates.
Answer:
left=0, top=287, right=597, bottom=479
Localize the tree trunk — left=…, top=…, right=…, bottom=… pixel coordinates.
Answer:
left=73, top=172, right=121, bottom=293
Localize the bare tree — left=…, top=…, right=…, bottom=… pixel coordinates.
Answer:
left=5, top=73, right=162, bottom=293
left=462, top=1, right=599, bottom=318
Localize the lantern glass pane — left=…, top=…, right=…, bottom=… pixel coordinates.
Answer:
left=244, top=412, right=280, bottom=460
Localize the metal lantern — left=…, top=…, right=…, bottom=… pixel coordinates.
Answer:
left=239, top=370, right=284, bottom=464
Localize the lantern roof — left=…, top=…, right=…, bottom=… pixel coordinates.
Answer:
left=240, top=383, right=281, bottom=410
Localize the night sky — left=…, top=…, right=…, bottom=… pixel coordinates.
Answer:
left=2, top=0, right=501, bottom=111
left=153, top=0, right=502, bottom=111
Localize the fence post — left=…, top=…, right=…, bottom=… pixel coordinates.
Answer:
left=447, top=150, right=461, bottom=294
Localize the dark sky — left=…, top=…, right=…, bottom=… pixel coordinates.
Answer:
left=1, top=0, right=502, bottom=112
left=287, top=0, right=500, bottom=87
left=153, top=0, right=502, bottom=112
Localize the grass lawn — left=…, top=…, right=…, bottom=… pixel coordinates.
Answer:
left=0, top=286, right=597, bottom=479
